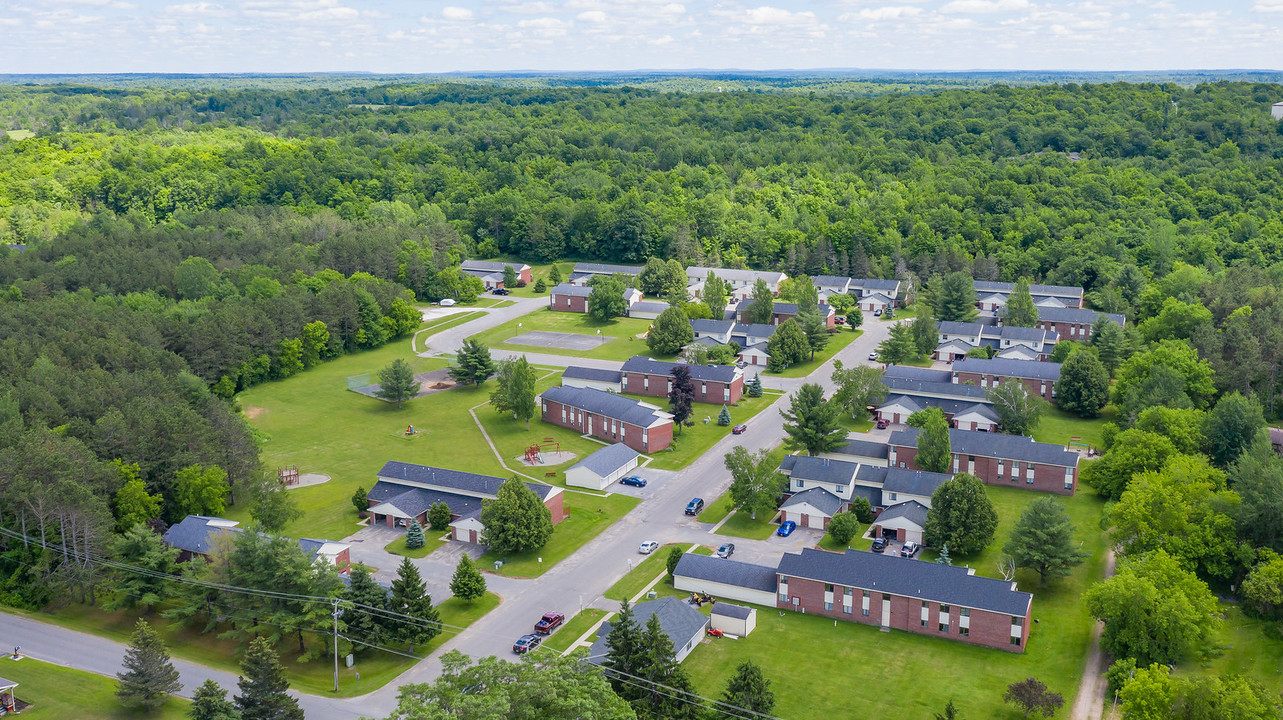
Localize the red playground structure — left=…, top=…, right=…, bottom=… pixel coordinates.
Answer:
left=523, top=438, right=561, bottom=465
left=278, top=465, right=300, bottom=486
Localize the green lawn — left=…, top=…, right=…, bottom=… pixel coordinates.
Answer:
left=634, top=391, right=782, bottom=471
left=472, top=298, right=516, bottom=309
left=0, top=657, right=188, bottom=720
left=839, top=414, right=875, bottom=433
left=468, top=308, right=666, bottom=362
left=384, top=532, right=449, bottom=558
left=605, top=543, right=691, bottom=602
left=489, top=261, right=561, bottom=299
left=714, top=510, right=779, bottom=540
left=765, top=329, right=862, bottom=378
left=413, top=311, right=487, bottom=352
left=696, top=493, right=734, bottom=524
left=818, top=528, right=873, bottom=552
left=482, top=491, right=640, bottom=577
left=426, top=592, right=502, bottom=653
left=541, top=608, right=609, bottom=653
left=1179, top=603, right=1283, bottom=694
left=684, top=485, right=1108, bottom=719
left=1032, top=405, right=1113, bottom=449
left=879, top=302, right=917, bottom=321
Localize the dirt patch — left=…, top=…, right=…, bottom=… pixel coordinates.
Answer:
left=243, top=406, right=266, bottom=419
left=515, top=450, right=578, bottom=467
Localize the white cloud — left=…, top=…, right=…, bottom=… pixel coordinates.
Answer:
left=742, top=5, right=819, bottom=25
left=241, top=0, right=360, bottom=23
left=577, top=10, right=607, bottom=22
left=164, top=2, right=230, bottom=16
left=442, top=6, right=474, bottom=19
left=841, top=5, right=923, bottom=21
left=940, top=0, right=1029, bottom=13
left=1252, top=0, right=1283, bottom=11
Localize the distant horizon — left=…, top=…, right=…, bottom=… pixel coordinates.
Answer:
left=3, top=68, right=1283, bottom=77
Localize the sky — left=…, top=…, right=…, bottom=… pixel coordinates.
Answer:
left=1, top=0, right=1281, bottom=74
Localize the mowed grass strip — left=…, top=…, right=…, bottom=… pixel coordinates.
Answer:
left=1031, top=405, right=1112, bottom=449
left=482, top=491, right=640, bottom=578
left=764, top=329, right=862, bottom=378
left=685, top=485, right=1107, bottom=719
left=384, top=532, right=449, bottom=558
left=0, top=657, right=189, bottom=720
left=468, top=308, right=668, bottom=362
left=634, top=391, right=781, bottom=471
left=604, top=543, right=689, bottom=602
left=540, top=608, right=609, bottom=654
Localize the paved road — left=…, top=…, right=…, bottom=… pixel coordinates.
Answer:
left=0, top=305, right=897, bottom=719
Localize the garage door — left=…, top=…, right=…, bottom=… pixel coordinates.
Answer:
left=784, top=510, right=802, bottom=525
left=807, top=513, right=826, bottom=529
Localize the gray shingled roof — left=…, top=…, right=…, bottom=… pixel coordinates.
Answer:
left=367, top=481, right=484, bottom=519
left=781, top=487, right=845, bottom=516
left=550, top=282, right=593, bottom=297
left=955, top=403, right=1001, bottom=422
left=779, top=455, right=859, bottom=485
left=877, top=500, right=929, bottom=527
left=376, top=462, right=553, bottom=500
left=563, top=366, right=623, bottom=384
left=777, top=548, right=1032, bottom=615
left=573, top=262, right=643, bottom=276
left=630, top=300, right=671, bottom=314
left=674, top=553, right=778, bottom=592
left=973, top=280, right=1081, bottom=298
left=883, top=394, right=1000, bottom=419
left=163, top=516, right=344, bottom=563
left=732, top=323, right=775, bottom=338
left=1036, top=306, right=1126, bottom=326
left=851, top=278, right=901, bottom=293
left=889, top=427, right=1079, bottom=467
left=542, top=385, right=672, bottom=429
left=851, top=484, right=884, bottom=507
left=883, top=366, right=952, bottom=383
left=951, top=358, right=1061, bottom=382
left=832, top=438, right=890, bottom=461
left=686, top=266, right=786, bottom=284
left=938, top=321, right=984, bottom=336
left=882, top=468, right=952, bottom=497
left=588, top=597, right=709, bottom=665
left=568, top=443, right=640, bottom=477
left=712, top=603, right=753, bottom=620
left=690, top=319, right=735, bottom=335
left=882, top=376, right=990, bottom=401
left=621, top=356, right=738, bottom=384
left=995, top=325, right=1050, bottom=342
left=770, top=302, right=834, bottom=316
left=460, top=260, right=529, bottom=272
left=813, top=275, right=851, bottom=289
left=856, top=465, right=890, bottom=484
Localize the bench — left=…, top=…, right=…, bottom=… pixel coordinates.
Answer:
left=545, top=472, right=557, bottom=478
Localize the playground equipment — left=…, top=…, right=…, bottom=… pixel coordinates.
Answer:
left=523, top=439, right=561, bottom=465
left=277, top=465, right=299, bottom=486
left=405, top=424, right=417, bottom=437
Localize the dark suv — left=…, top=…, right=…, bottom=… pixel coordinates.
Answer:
left=871, top=537, right=889, bottom=553
left=685, top=498, right=705, bottom=516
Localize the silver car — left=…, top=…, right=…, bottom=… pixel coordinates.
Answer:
left=639, top=540, right=660, bottom=555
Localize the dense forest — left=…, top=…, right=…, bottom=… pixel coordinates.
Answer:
left=4, top=81, right=1283, bottom=711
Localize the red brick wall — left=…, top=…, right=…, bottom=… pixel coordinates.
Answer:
left=623, top=371, right=741, bottom=405
left=541, top=399, right=672, bottom=453
left=519, top=268, right=533, bottom=284
left=545, top=491, right=566, bottom=525
left=645, top=421, right=674, bottom=453
left=550, top=293, right=588, bottom=313
left=891, top=444, right=1076, bottom=495
left=954, top=372, right=1055, bottom=402
left=334, top=548, right=351, bottom=572
left=777, top=576, right=1026, bottom=653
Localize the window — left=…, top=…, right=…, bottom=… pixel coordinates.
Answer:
left=824, top=602, right=833, bottom=611
left=835, top=485, right=843, bottom=494
left=701, top=381, right=707, bottom=396
left=1011, top=636, right=1022, bottom=646
left=723, top=387, right=730, bottom=402
left=862, top=590, right=870, bottom=598
left=643, top=376, right=649, bottom=391
left=845, top=587, right=853, bottom=596
left=844, top=605, right=852, bottom=615
left=796, top=479, right=804, bottom=489
left=887, top=492, right=897, bottom=502
left=959, top=626, right=969, bottom=637
left=862, top=607, right=869, bottom=617
left=779, top=592, right=789, bottom=602
left=1026, top=466, right=1035, bottom=484
left=960, top=608, right=970, bottom=617
left=939, top=621, right=949, bottom=633
left=825, top=584, right=834, bottom=592
left=1012, top=617, right=1023, bottom=626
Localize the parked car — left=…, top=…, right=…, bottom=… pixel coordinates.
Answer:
left=639, top=540, right=660, bottom=555
left=440, top=298, right=457, bottom=306
left=513, top=634, right=542, bottom=654
left=868, top=352, right=878, bottom=361
left=835, top=315, right=846, bottom=324
left=900, top=542, right=921, bottom=558
left=874, top=308, right=883, bottom=316
left=871, top=537, right=889, bottom=553
left=736, top=359, right=747, bottom=368
left=876, top=418, right=889, bottom=430
left=491, top=288, right=511, bottom=296
left=715, top=543, right=735, bottom=558
left=535, top=612, right=565, bottom=634
left=619, top=475, right=647, bottom=487
left=732, top=424, right=748, bottom=435
left=685, top=498, right=704, bottom=516
left=777, top=520, right=797, bottom=537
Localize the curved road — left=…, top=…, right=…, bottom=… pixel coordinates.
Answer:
left=1, top=302, right=897, bottom=719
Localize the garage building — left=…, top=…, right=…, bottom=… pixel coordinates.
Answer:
left=711, top=603, right=757, bottom=637
left=673, top=552, right=779, bottom=607
left=564, top=442, right=641, bottom=491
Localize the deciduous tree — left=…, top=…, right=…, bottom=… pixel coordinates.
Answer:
left=1003, top=677, right=1064, bottom=718
left=915, top=407, right=952, bottom=474
left=1081, top=429, right=1178, bottom=500
left=827, top=511, right=861, bottom=545
left=704, top=271, right=729, bottom=320
left=1205, top=391, right=1265, bottom=468
left=1001, top=279, right=1039, bottom=328
left=588, top=275, right=628, bottom=321
left=647, top=305, right=693, bottom=356
left=481, top=477, right=553, bottom=554
left=747, top=279, right=775, bottom=325
left=427, top=502, right=451, bottom=532
left=766, top=318, right=808, bottom=370
left=986, top=378, right=1048, bottom=436
left=831, top=360, right=887, bottom=420
left=173, top=463, right=230, bottom=519
left=668, top=364, right=695, bottom=434
left=724, top=447, right=786, bottom=520
left=1056, top=348, right=1110, bottom=418
left=924, top=473, right=997, bottom=557
left=912, top=305, right=938, bottom=357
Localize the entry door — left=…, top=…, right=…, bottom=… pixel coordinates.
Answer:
left=587, top=416, right=593, bottom=436
left=881, top=596, right=891, bottom=629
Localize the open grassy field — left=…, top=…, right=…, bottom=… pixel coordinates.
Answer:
left=0, top=657, right=188, bottom=720
left=1032, top=405, right=1113, bottom=449
left=4, top=129, right=35, bottom=140
left=629, top=391, right=782, bottom=471
left=483, top=491, right=640, bottom=577
left=764, top=329, right=862, bottom=378
left=683, top=484, right=1108, bottom=719
left=468, top=308, right=670, bottom=362
left=1179, top=603, right=1283, bottom=694
left=412, top=311, right=486, bottom=352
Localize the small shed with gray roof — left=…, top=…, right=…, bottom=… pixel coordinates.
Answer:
left=711, top=603, right=757, bottom=637
left=587, top=596, right=709, bottom=664
left=673, top=553, right=780, bottom=607
left=561, top=365, right=623, bottom=392
left=564, top=442, right=641, bottom=490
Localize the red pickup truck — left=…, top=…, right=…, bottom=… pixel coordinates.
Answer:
left=535, top=612, right=565, bottom=634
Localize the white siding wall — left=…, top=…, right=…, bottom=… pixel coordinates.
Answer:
left=673, top=575, right=778, bottom=608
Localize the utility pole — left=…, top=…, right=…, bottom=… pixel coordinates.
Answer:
left=332, top=598, right=340, bottom=692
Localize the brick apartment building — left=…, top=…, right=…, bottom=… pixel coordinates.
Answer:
left=950, top=357, right=1062, bottom=402
left=459, top=260, right=532, bottom=288
left=620, top=356, right=744, bottom=405
left=973, top=280, right=1083, bottom=311
left=1032, top=307, right=1126, bottom=342
left=540, top=384, right=675, bottom=453
left=888, top=427, right=1080, bottom=495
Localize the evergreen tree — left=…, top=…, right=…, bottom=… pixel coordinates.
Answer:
left=344, top=564, right=390, bottom=652
left=797, top=310, right=829, bottom=359
left=766, top=318, right=808, bottom=370
left=448, top=339, right=495, bottom=387
left=666, top=546, right=683, bottom=580
left=116, top=619, right=182, bottom=711
left=234, top=637, right=303, bottom=720
left=1002, top=278, right=1039, bottom=327
left=717, top=660, right=775, bottom=719
left=1003, top=496, right=1087, bottom=584
left=1205, top=391, right=1265, bottom=468
left=533, top=277, right=546, bottom=293
left=375, top=358, right=419, bottom=409
left=668, top=365, right=696, bottom=434
left=603, top=600, right=644, bottom=696
left=936, top=544, right=952, bottom=566
left=746, top=374, right=763, bottom=398
left=780, top=383, right=846, bottom=456
left=635, top=614, right=700, bottom=719
left=405, top=519, right=426, bottom=549
left=704, top=271, right=729, bottom=320
left=351, top=485, right=368, bottom=515
left=911, top=305, right=937, bottom=358
left=747, top=279, right=775, bottom=325
left=876, top=323, right=916, bottom=365
left=1091, top=318, right=1128, bottom=375
left=104, top=524, right=180, bottom=613
left=934, top=271, right=977, bottom=322
left=389, top=557, right=441, bottom=652
left=647, top=305, right=693, bottom=355
left=925, top=474, right=998, bottom=557
left=717, top=404, right=731, bottom=426
left=1056, top=348, right=1111, bottom=418
left=450, top=554, right=487, bottom=602
left=189, top=679, right=240, bottom=720
left=934, top=698, right=962, bottom=720
left=915, top=407, right=952, bottom=473
left=480, top=477, right=554, bottom=554
left=547, top=265, right=562, bottom=284
left=427, top=502, right=452, bottom=532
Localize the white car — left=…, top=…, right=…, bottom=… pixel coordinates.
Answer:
left=868, top=352, right=877, bottom=361
left=638, top=541, right=660, bottom=555
left=440, top=298, right=457, bottom=306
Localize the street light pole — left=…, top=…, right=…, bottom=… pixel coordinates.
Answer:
left=332, top=598, right=340, bottom=692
